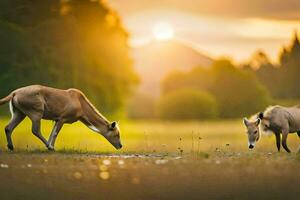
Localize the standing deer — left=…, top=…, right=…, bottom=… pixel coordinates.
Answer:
left=0, top=85, right=122, bottom=151
left=243, top=105, right=300, bottom=153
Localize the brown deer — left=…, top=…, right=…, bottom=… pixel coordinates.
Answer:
left=0, top=85, right=122, bottom=151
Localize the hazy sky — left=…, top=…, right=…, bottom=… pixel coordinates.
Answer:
left=108, top=0, right=300, bottom=62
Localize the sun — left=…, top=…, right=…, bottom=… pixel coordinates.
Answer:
left=152, top=22, right=174, bottom=41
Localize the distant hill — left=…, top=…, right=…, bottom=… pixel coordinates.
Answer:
left=131, top=39, right=213, bottom=96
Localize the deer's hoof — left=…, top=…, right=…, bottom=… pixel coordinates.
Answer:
left=48, top=147, right=55, bottom=151
left=47, top=144, right=55, bottom=151
left=7, top=144, right=14, bottom=151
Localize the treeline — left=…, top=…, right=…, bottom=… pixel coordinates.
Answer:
left=128, top=32, right=300, bottom=120
left=245, top=32, right=300, bottom=99
left=128, top=59, right=271, bottom=119
left=160, top=59, right=271, bottom=119
left=0, top=0, right=138, bottom=115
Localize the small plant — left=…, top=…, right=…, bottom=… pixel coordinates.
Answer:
left=197, top=133, right=202, bottom=155
left=178, top=137, right=184, bottom=156
left=178, top=147, right=184, bottom=156
left=191, top=131, right=194, bottom=154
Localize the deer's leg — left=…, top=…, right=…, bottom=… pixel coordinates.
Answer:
left=297, top=132, right=300, bottom=153
left=282, top=131, right=291, bottom=153
left=31, top=119, right=49, bottom=149
left=47, top=121, right=64, bottom=151
left=5, top=111, right=26, bottom=151
left=275, top=132, right=281, bottom=152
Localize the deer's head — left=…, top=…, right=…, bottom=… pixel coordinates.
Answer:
left=104, top=122, right=122, bottom=150
left=243, top=117, right=261, bottom=149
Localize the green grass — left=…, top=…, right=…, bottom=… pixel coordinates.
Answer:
left=0, top=118, right=299, bottom=153
left=0, top=119, right=299, bottom=200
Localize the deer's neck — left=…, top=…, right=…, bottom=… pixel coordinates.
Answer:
left=80, top=96, right=110, bottom=133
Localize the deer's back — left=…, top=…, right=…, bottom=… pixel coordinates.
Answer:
left=12, top=85, right=83, bottom=122
left=266, top=106, right=300, bottom=133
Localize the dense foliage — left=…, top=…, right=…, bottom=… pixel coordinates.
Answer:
left=0, top=0, right=138, bottom=115
left=245, top=32, right=300, bottom=99
left=126, top=92, right=157, bottom=119
left=210, top=60, right=270, bottom=118
left=162, top=59, right=271, bottom=119
left=157, top=89, right=218, bottom=120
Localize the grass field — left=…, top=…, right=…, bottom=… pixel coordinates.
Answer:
left=0, top=118, right=299, bottom=200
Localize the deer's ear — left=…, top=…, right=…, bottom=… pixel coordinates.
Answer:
left=258, top=112, right=264, bottom=120
left=111, top=121, right=117, bottom=129
left=255, top=118, right=261, bottom=126
left=243, top=118, right=249, bottom=126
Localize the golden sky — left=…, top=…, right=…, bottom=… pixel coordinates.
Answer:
left=108, top=0, right=300, bottom=62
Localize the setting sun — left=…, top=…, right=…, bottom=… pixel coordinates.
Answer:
left=153, top=22, right=174, bottom=41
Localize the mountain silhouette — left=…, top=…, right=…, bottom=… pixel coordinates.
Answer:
left=131, top=39, right=213, bottom=96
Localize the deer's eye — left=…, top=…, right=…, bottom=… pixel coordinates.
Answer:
left=254, top=130, right=258, bottom=134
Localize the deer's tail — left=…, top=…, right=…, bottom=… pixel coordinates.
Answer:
left=0, top=93, right=13, bottom=106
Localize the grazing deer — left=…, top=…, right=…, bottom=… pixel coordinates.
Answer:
left=243, top=105, right=300, bottom=153
left=0, top=85, right=122, bottom=151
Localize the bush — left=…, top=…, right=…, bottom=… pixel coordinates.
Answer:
left=157, top=89, right=218, bottom=120
left=127, top=93, right=157, bottom=119
left=161, top=59, right=272, bottom=119
left=0, top=0, right=138, bottom=116
left=210, top=60, right=271, bottom=118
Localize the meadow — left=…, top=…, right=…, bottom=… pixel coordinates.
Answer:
left=0, top=118, right=299, bottom=200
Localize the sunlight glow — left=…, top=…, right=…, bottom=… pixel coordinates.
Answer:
left=153, top=22, right=174, bottom=41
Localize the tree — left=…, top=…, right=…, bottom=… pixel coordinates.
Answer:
left=244, top=50, right=281, bottom=98
left=0, top=0, right=138, bottom=115
left=126, top=92, right=157, bottom=119
left=157, top=89, right=218, bottom=120
left=161, top=59, right=271, bottom=119
left=247, top=31, right=300, bottom=99
left=162, top=66, right=213, bottom=95
left=277, top=31, right=300, bottom=98
left=210, top=60, right=270, bottom=118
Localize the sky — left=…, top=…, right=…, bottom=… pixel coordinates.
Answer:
left=107, top=0, right=300, bottom=62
